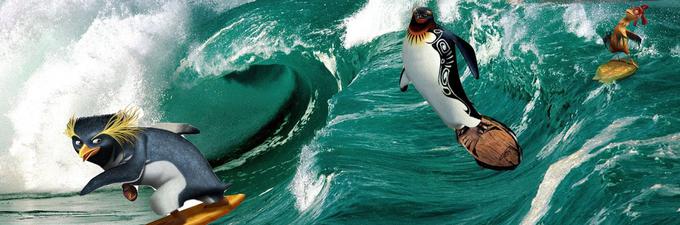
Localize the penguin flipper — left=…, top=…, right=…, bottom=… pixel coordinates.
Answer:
left=80, top=161, right=145, bottom=195
left=626, top=30, right=642, bottom=44
left=456, top=116, right=521, bottom=171
left=152, top=123, right=200, bottom=135
left=399, top=67, right=409, bottom=92
left=451, top=34, right=480, bottom=79
left=80, top=138, right=148, bottom=195
left=602, top=32, right=611, bottom=46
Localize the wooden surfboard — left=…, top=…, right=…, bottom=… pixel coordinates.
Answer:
left=456, top=116, right=521, bottom=170
left=148, top=194, right=245, bottom=225
left=594, top=59, right=638, bottom=83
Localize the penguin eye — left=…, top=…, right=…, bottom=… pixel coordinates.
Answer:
left=92, top=138, right=101, bottom=144
left=74, top=140, right=81, bottom=146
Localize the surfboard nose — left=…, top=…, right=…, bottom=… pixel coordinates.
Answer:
left=456, top=116, right=522, bottom=170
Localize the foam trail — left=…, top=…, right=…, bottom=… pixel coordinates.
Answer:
left=537, top=120, right=583, bottom=159
left=514, top=78, right=541, bottom=134
left=521, top=117, right=636, bottom=225
left=290, top=142, right=333, bottom=212
left=0, top=1, right=189, bottom=193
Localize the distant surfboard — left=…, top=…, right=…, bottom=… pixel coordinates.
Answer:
left=594, top=59, right=638, bottom=83
left=148, top=194, right=245, bottom=225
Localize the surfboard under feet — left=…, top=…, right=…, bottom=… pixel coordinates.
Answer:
left=147, top=194, right=245, bottom=225
left=594, top=59, right=638, bottom=83
left=456, top=116, right=521, bottom=170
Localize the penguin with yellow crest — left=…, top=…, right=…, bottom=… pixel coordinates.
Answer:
left=66, top=107, right=244, bottom=224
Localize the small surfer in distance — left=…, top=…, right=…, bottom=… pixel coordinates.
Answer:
left=603, top=4, right=649, bottom=68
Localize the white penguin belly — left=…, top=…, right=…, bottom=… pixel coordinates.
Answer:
left=402, top=35, right=480, bottom=129
left=139, top=161, right=187, bottom=215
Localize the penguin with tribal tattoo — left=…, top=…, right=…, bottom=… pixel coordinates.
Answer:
left=66, top=107, right=229, bottom=220
left=400, top=7, right=522, bottom=170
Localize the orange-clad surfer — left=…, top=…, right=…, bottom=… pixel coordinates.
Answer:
left=603, top=4, right=649, bottom=68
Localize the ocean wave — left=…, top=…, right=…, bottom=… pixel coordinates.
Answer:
left=671, top=45, right=680, bottom=58
left=436, top=0, right=461, bottom=23
left=342, top=0, right=425, bottom=48
left=522, top=117, right=636, bottom=225
left=0, top=0, right=189, bottom=194
left=290, top=142, right=334, bottom=212
left=562, top=4, right=602, bottom=44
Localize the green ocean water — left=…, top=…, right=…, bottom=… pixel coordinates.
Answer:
left=0, top=0, right=679, bottom=224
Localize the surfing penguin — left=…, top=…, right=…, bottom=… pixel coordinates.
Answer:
left=603, top=4, right=648, bottom=67
left=65, top=107, right=229, bottom=219
left=400, top=7, right=521, bottom=170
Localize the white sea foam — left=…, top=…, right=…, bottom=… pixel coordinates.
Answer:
left=175, top=17, right=246, bottom=77
left=342, top=0, right=426, bottom=48
left=521, top=117, right=636, bottom=225
left=291, top=142, right=334, bottom=212
left=584, top=85, right=606, bottom=103
left=327, top=100, right=428, bottom=127
left=562, top=4, right=601, bottom=44
left=499, top=8, right=527, bottom=60
left=671, top=45, right=680, bottom=58
left=314, top=49, right=341, bottom=91
left=0, top=0, right=106, bottom=149
left=586, top=208, right=608, bottom=225
left=637, top=44, right=660, bottom=58
left=469, top=10, right=502, bottom=65
left=0, top=0, right=190, bottom=193
left=201, top=0, right=255, bottom=13
left=178, top=19, right=310, bottom=78
left=624, top=182, right=680, bottom=219
left=436, top=0, right=460, bottom=23
left=537, top=120, right=583, bottom=159
left=514, top=78, right=541, bottom=135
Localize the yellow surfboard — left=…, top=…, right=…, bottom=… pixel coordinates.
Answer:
left=593, top=59, right=638, bottom=83
left=148, top=194, right=245, bottom=225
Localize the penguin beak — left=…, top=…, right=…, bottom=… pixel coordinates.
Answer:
left=415, top=14, right=428, bottom=24
left=79, top=145, right=101, bottom=162
left=625, top=9, right=635, bottom=17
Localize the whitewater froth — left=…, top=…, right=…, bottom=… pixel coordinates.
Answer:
left=342, top=0, right=427, bottom=48
left=0, top=0, right=189, bottom=193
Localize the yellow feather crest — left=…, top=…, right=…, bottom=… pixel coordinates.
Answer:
left=97, top=107, right=142, bottom=145
left=65, top=114, right=77, bottom=137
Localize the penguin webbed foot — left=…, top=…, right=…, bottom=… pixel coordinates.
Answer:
left=456, top=116, right=521, bottom=170
left=162, top=210, right=186, bottom=225
left=456, top=126, right=481, bottom=153
left=203, top=199, right=229, bottom=209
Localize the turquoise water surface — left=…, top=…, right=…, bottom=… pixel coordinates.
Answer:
left=0, top=0, right=679, bottom=224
